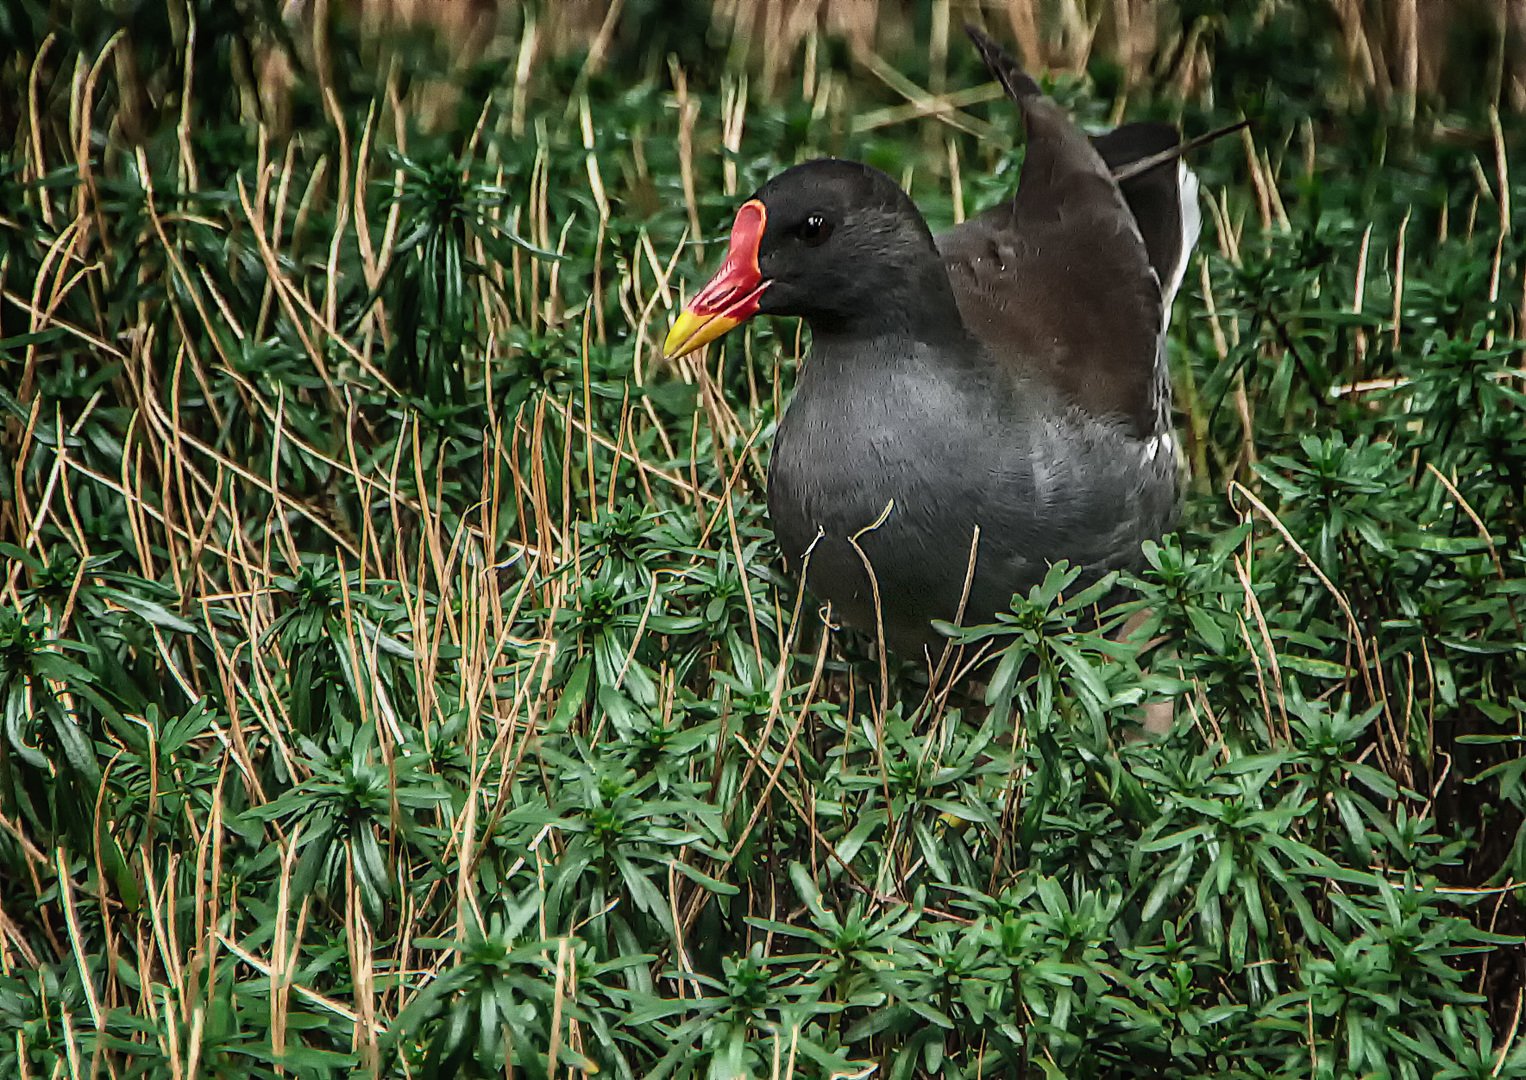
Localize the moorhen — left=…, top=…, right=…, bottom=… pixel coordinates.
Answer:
left=664, top=27, right=1200, bottom=659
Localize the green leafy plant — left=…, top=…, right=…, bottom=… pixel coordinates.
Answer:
left=3, top=1, right=1526, bottom=1077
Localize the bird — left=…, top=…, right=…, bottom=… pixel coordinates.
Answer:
left=663, top=26, right=1202, bottom=661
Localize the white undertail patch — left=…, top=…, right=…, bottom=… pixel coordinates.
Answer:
left=1148, top=162, right=1202, bottom=440
left=1162, top=162, right=1202, bottom=328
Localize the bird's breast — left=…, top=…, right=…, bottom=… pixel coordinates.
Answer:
left=764, top=344, right=1178, bottom=649
left=768, top=353, right=984, bottom=555
left=765, top=349, right=1011, bottom=647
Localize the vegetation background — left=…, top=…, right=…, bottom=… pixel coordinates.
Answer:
left=4, top=0, right=1526, bottom=1075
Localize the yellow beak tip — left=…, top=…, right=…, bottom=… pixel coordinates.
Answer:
left=660, top=321, right=693, bottom=360
left=663, top=308, right=740, bottom=360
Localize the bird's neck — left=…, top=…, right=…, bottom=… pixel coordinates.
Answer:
left=804, top=317, right=983, bottom=396
left=806, top=261, right=970, bottom=353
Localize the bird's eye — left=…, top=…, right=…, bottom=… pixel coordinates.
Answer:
left=798, top=213, right=833, bottom=246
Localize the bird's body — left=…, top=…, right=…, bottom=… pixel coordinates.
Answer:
left=665, top=27, right=1202, bottom=659
left=769, top=333, right=1179, bottom=655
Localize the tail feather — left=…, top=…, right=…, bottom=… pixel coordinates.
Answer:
left=1093, top=122, right=1190, bottom=299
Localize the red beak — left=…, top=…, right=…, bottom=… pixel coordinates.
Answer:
left=663, top=200, right=770, bottom=358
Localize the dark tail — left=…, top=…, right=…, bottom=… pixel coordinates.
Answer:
left=1107, top=120, right=1250, bottom=183
left=1093, top=123, right=1193, bottom=293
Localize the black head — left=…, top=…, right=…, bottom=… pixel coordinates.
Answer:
left=664, top=159, right=961, bottom=357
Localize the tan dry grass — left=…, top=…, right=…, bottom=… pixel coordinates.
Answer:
left=240, top=0, right=1526, bottom=136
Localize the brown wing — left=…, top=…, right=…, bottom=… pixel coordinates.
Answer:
left=946, top=29, right=1165, bottom=438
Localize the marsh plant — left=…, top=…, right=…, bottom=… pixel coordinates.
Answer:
left=2, top=1, right=1526, bottom=1076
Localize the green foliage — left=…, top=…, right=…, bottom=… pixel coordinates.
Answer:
left=3, top=1, right=1526, bottom=1077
